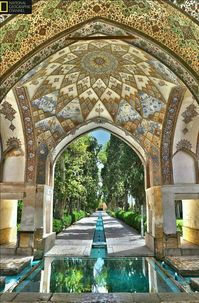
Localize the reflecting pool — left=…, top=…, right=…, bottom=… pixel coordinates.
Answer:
left=13, top=257, right=180, bottom=293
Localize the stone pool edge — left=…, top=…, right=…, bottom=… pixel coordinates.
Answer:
left=0, top=292, right=199, bottom=302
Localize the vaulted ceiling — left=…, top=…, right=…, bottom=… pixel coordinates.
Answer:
left=0, top=0, right=198, bottom=186
left=15, top=40, right=181, bottom=155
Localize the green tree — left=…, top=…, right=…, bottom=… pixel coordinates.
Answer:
left=101, top=135, right=145, bottom=210
left=53, top=135, right=101, bottom=219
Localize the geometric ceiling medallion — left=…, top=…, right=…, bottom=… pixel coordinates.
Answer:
left=16, top=39, right=182, bottom=153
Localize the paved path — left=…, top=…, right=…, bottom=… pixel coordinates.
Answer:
left=46, top=211, right=153, bottom=257
left=45, top=213, right=98, bottom=257
left=103, top=213, right=153, bottom=257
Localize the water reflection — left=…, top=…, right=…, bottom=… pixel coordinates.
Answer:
left=93, top=257, right=108, bottom=293
left=13, top=257, right=180, bottom=293
left=39, top=257, right=178, bottom=293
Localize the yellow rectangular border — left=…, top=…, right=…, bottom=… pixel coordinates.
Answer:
left=0, top=1, right=8, bottom=13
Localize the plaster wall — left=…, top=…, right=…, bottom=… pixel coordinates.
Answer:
left=0, top=199, right=17, bottom=244
left=173, top=90, right=199, bottom=155
left=172, top=151, right=196, bottom=183
left=3, top=157, right=25, bottom=182
left=182, top=199, right=199, bottom=245
left=0, top=90, right=26, bottom=182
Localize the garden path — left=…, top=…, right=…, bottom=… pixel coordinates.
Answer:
left=46, top=211, right=153, bottom=257
left=103, top=212, right=153, bottom=256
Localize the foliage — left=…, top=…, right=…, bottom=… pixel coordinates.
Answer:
left=53, top=210, right=87, bottom=233
left=54, top=135, right=101, bottom=219
left=62, top=214, right=72, bottom=228
left=101, top=135, right=145, bottom=210
left=17, top=200, right=23, bottom=224
left=176, top=219, right=183, bottom=236
left=71, top=210, right=86, bottom=223
left=106, top=210, right=116, bottom=217
left=17, top=200, right=24, bottom=231
left=110, top=210, right=147, bottom=233
left=53, top=218, right=63, bottom=233
left=50, top=259, right=93, bottom=293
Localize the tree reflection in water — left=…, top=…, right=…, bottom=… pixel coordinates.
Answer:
left=49, top=257, right=150, bottom=293
left=50, top=258, right=93, bottom=293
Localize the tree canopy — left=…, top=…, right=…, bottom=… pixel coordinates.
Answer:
left=101, top=134, right=145, bottom=210
left=53, top=132, right=145, bottom=219
left=54, top=135, right=101, bottom=219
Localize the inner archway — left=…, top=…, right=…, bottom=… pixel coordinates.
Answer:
left=51, top=127, right=151, bottom=258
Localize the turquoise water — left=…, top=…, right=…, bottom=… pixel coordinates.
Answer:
left=90, top=214, right=107, bottom=258
left=49, top=257, right=181, bottom=293
left=159, top=261, right=194, bottom=293
left=1, top=260, right=40, bottom=292
left=12, top=257, right=181, bottom=293
left=12, top=216, right=181, bottom=293
left=90, top=246, right=107, bottom=258
left=93, top=216, right=106, bottom=244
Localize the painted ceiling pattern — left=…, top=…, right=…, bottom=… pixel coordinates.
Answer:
left=173, top=95, right=199, bottom=156
left=17, top=40, right=181, bottom=157
left=1, top=0, right=197, bottom=23
left=1, top=0, right=198, bottom=80
left=168, top=0, right=199, bottom=21
left=1, top=20, right=198, bottom=104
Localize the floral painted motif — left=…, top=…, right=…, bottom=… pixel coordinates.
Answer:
left=0, top=101, right=16, bottom=131
left=176, top=139, right=192, bottom=151
left=6, top=137, right=21, bottom=149
left=1, top=0, right=198, bottom=80
left=139, top=92, right=165, bottom=118
left=181, top=103, right=198, bottom=124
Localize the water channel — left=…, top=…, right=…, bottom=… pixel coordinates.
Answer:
left=9, top=213, right=186, bottom=293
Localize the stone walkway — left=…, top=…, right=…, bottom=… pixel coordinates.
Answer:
left=166, top=256, right=199, bottom=276
left=103, top=213, right=153, bottom=256
left=46, top=211, right=153, bottom=257
left=45, top=213, right=98, bottom=257
left=0, top=292, right=199, bottom=303
left=0, top=256, right=32, bottom=276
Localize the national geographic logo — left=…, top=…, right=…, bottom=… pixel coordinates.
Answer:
left=0, top=0, right=32, bottom=14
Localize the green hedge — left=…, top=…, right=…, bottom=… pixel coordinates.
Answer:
left=53, top=210, right=87, bottom=233
left=112, top=210, right=146, bottom=233
left=71, top=210, right=86, bottom=223
left=63, top=214, right=72, bottom=228
left=53, top=218, right=63, bottom=233
left=106, top=210, right=116, bottom=217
